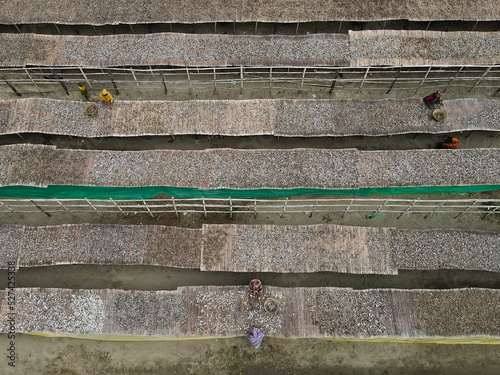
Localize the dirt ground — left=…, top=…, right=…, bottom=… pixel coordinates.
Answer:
left=2, top=334, right=500, bottom=375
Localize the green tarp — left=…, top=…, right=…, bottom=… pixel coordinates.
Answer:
left=0, top=185, right=498, bottom=199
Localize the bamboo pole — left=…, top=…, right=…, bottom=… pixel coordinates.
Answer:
left=1, top=74, right=21, bottom=96
left=229, top=197, right=233, bottom=218
left=424, top=199, right=447, bottom=219
left=342, top=197, right=355, bottom=218
left=359, top=66, right=370, bottom=91
left=0, top=201, right=14, bottom=212
left=202, top=198, right=207, bottom=218
left=142, top=198, right=154, bottom=218
left=443, top=66, right=464, bottom=93
left=469, top=65, right=493, bottom=92
left=30, top=200, right=51, bottom=217
left=79, top=66, right=93, bottom=89
left=300, top=68, right=307, bottom=91
left=186, top=67, right=192, bottom=89
left=54, top=23, right=62, bottom=35
left=107, top=70, right=119, bottom=95
left=455, top=199, right=480, bottom=218
left=416, top=66, right=432, bottom=93
left=160, top=73, right=168, bottom=94
left=130, top=67, right=142, bottom=94
left=85, top=198, right=101, bottom=216
left=55, top=198, right=69, bottom=211
left=23, top=66, right=42, bottom=94
left=309, top=199, right=319, bottom=218
left=172, top=197, right=179, bottom=218
left=280, top=198, right=288, bottom=218
left=398, top=198, right=420, bottom=219
left=110, top=198, right=127, bottom=215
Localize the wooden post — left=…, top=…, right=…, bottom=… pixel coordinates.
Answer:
left=24, top=67, right=42, bottom=94
left=337, top=21, right=342, bottom=33
left=79, top=66, right=93, bottom=89
left=85, top=198, right=101, bottom=216
left=359, top=66, right=370, bottom=91
left=416, top=66, right=432, bottom=93
left=55, top=198, right=69, bottom=211
left=455, top=199, right=480, bottom=218
left=424, top=199, right=447, bottom=219
left=443, top=66, right=464, bottom=93
left=253, top=198, right=257, bottom=217
left=295, top=22, right=300, bottom=34
left=129, top=24, right=135, bottom=34
left=300, top=68, right=307, bottom=91
left=342, top=197, right=355, bottom=218
left=309, top=199, right=319, bottom=218
left=214, top=21, right=217, bottom=34
left=30, top=200, right=51, bottom=217
left=469, top=65, right=493, bottom=92
left=202, top=198, right=207, bottom=218
left=172, top=197, right=179, bottom=218
left=161, top=73, right=168, bottom=94
left=229, top=197, right=233, bottom=218
left=110, top=198, right=127, bottom=215
left=280, top=198, right=288, bottom=218
left=329, top=71, right=339, bottom=94
left=14, top=24, right=22, bottom=33
left=425, top=21, right=431, bottom=31
left=107, top=70, right=119, bottom=95
left=255, top=21, right=258, bottom=34
left=92, top=25, right=98, bottom=35
left=472, top=21, right=478, bottom=32
left=398, top=198, right=420, bottom=219
left=141, top=198, right=154, bottom=218
left=269, top=67, right=273, bottom=89
left=1, top=74, right=21, bottom=96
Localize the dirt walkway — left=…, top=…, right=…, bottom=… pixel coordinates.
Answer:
left=2, top=334, right=500, bottom=375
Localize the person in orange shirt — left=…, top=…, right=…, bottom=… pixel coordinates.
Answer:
left=431, top=136, right=459, bottom=149
left=99, top=89, right=114, bottom=109
left=442, top=137, right=459, bottom=149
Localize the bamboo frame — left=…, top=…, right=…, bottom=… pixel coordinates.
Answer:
left=0, top=198, right=498, bottom=217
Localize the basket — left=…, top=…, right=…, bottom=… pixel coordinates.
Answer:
left=264, top=298, right=280, bottom=314
left=432, top=108, right=447, bottom=122
left=84, top=103, right=98, bottom=116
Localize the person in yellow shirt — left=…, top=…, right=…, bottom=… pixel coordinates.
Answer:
left=78, top=82, right=89, bottom=99
left=99, top=89, right=114, bottom=109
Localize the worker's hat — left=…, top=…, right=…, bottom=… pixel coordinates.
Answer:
left=101, top=89, right=109, bottom=96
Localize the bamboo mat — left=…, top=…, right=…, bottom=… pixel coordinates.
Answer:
left=1, top=1, right=498, bottom=24
left=1, top=287, right=498, bottom=339
left=1, top=31, right=498, bottom=68
left=0, top=224, right=498, bottom=274
left=1, top=98, right=499, bottom=138
left=0, top=144, right=498, bottom=190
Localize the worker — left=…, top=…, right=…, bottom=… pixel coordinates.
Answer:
left=78, top=82, right=89, bottom=99
left=423, top=91, right=442, bottom=108
left=442, top=136, right=459, bottom=149
left=247, top=325, right=265, bottom=349
left=249, top=279, right=263, bottom=306
left=99, top=89, right=114, bottom=109
left=430, top=136, right=459, bottom=149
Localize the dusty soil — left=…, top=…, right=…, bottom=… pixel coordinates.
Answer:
left=2, top=334, right=500, bottom=375
left=1, top=265, right=499, bottom=291
left=2, top=131, right=500, bottom=151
